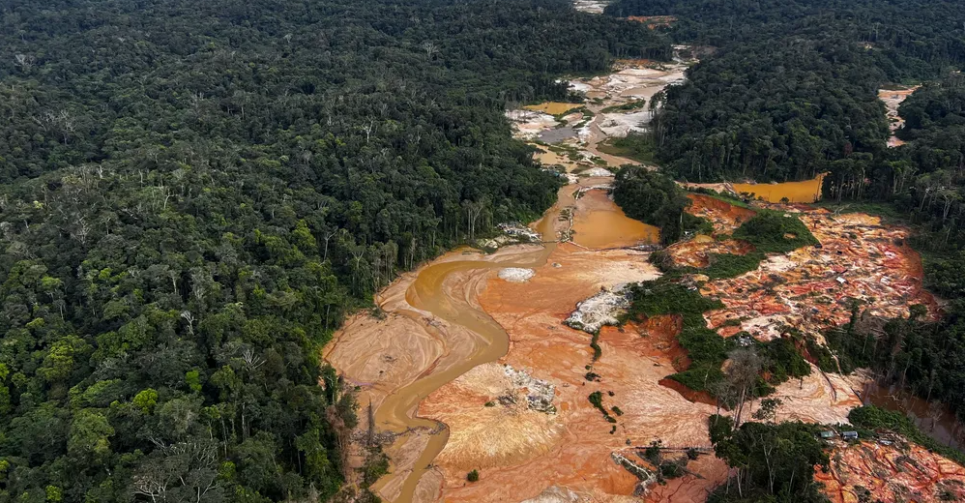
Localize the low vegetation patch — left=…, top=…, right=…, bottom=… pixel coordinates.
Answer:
left=654, top=205, right=817, bottom=280
left=601, top=99, right=647, bottom=114
left=598, top=134, right=658, bottom=165
left=732, top=209, right=819, bottom=254
left=588, top=391, right=617, bottom=423
left=624, top=281, right=729, bottom=392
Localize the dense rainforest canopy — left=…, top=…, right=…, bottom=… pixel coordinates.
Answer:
left=0, top=0, right=669, bottom=501
left=605, top=0, right=965, bottom=184
left=607, top=0, right=965, bottom=433
left=603, top=0, right=965, bottom=497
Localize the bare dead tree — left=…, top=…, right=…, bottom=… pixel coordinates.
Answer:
left=13, top=53, right=34, bottom=73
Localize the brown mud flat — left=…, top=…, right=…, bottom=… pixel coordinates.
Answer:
left=817, top=440, right=965, bottom=503
left=424, top=242, right=725, bottom=502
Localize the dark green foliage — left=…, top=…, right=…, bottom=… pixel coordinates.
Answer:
left=588, top=391, right=617, bottom=423
left=759, top=338, right=811, bottom=384
left=659, top=461, right=684, bottom=479
left=601, top=100, right=648, bottom=114
left=590, top=332, right=603, bottom=361
left=624, top=281, right=732, bottom=392
left=732, top=211, right=819, bottom=254
left=598, top=134, right=657, bottom=165
left=708, top=415, right=734, bottom=444
left=467, top=470, right=480, bottom=483
left=825, top=310, right=965, bottom=423
left=612, top=406, right=624, bottom=416
left=806, top=337, right=840, bottom=374
left=709, top=419, right=829, bottom=503
left=604, top=0, right=965, bottom=184
left=612, top=166, right=702, bottom=244
left=0, top=0, right=672, bottom=500
left=644, top=440, right=663, bottom=464
left=700, top=252, right=767, bottom=280
left=652, top=196, right=816, bottom=280
left=361, top=449, right=390, bottom=488
left=751, top=398, right=783, bottom=422
left=849, top=406, right=965, bottom=467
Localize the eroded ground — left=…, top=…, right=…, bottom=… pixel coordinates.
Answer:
left=879, top=86, right=921, bottom=147
left=693, top=203, right=938, bottom=343
left=818, top=439, right=965, bottom=503
left=506, top=54, right=692, bottom=176
left=326, top=52, right=962, bottom=503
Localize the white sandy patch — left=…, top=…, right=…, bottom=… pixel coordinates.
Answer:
left=498, top=268, right=536, bottom=283
left=565, top=288, right=629, bottom=333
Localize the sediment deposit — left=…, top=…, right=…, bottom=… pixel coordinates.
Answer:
left=879, top=86, right=921, bottom=147
left=326, top=56, right=962, bottom=503
left=818, top=439, right=965, bottom=502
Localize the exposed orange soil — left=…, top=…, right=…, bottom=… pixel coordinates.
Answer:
left=640, top=454, right=729, bottom=503
left=658, top=378, right=717, bottom=407
left=818, top=440, right=965, bottom=502
left=420, top=241, right=728, bottom=502
left=666, top=234, right=754, bottom=268
left=878, top=86, right=921, bottom=148
left=685, top=193, right=756, bottom=233
left=622, top=315, right=688, bottom=370
left=700, top=209, right=937, bottom=343
left=625, top=15, right=677, bottom=29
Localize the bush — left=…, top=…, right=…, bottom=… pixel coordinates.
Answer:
left=733, top=210, right=819, bottom=254
left=467, top=469, right=480, bottom=482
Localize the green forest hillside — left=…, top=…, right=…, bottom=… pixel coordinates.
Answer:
left=0, top=0, right=668, bottom=501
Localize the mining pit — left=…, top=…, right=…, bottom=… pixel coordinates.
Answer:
left=325, top=54, right=963, bottom=503
left=878, top=85, right=921, bottom=148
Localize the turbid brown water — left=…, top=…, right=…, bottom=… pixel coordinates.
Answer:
left=731, top=173, right=826, bottom=203
left=361, top=60, right=684, bottom=502
left=368, top=201, right=560, bottom=503
left=864, top=381, right=965, bottom=451
left=571, top=189, right=660, bottom=248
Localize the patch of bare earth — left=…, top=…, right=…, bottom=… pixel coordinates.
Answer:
left=818, top=440, right=965, bottom=502
left=419, top=241, right=731, bottom=502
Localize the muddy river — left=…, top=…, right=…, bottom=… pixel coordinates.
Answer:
left=326, top=50, right=963, bottom=502
left=366, top=205, right=559, bottom=502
